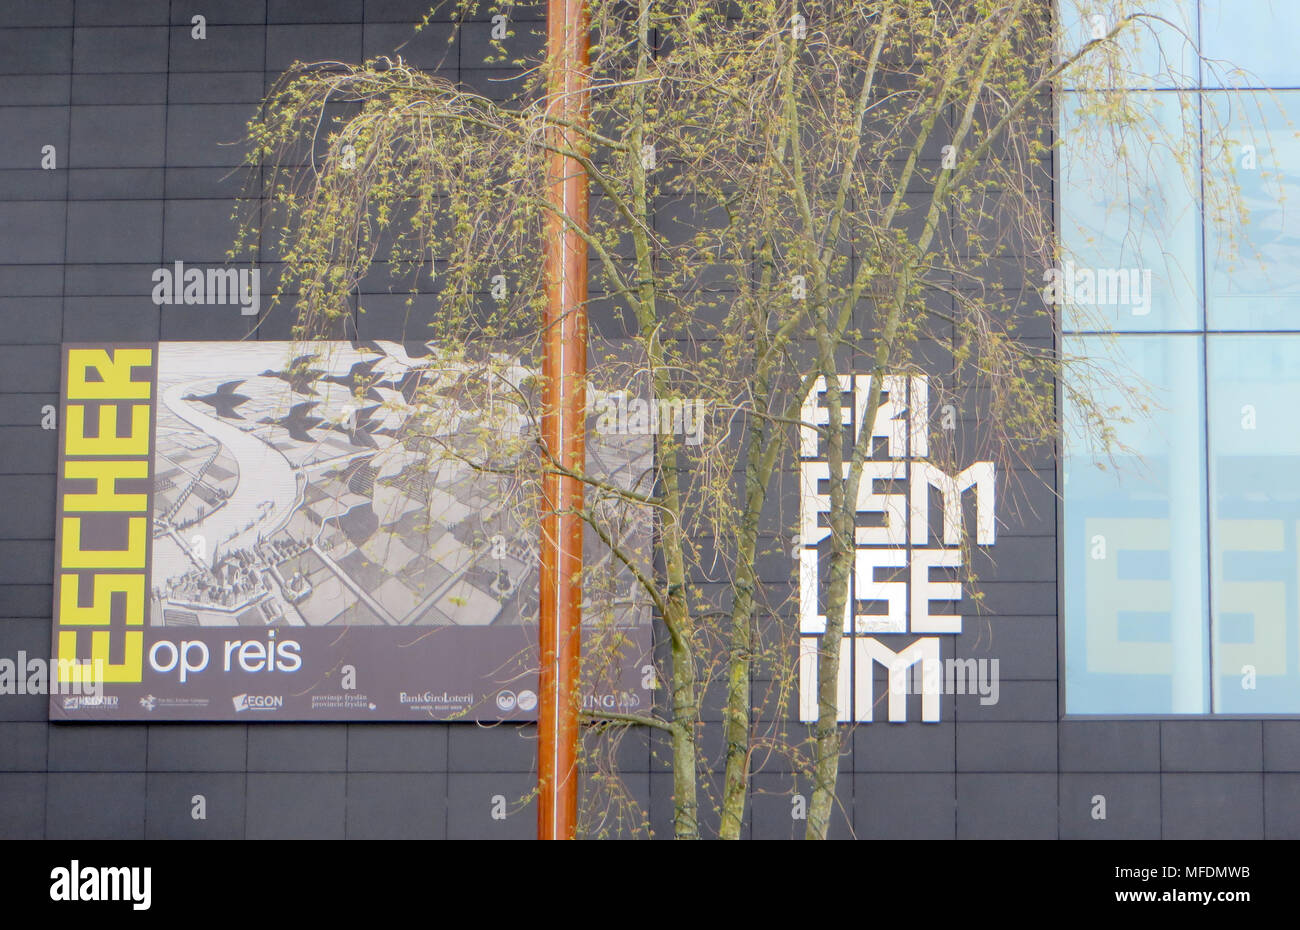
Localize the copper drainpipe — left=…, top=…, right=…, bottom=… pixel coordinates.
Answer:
left=538, top=0, right=589, bottom=841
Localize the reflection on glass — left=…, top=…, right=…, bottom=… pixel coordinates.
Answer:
left=1061, top=1, right=1300, bottom=717
left=1201, top=0, right=1300, bottom=89
left=1059, top=0, right=1199, bottom=90
left=1064, top=335, right=1208, bottom=713
left=1061, top=92, right=1203, bottom=332
left=1204, top=91, right=1300, bottom=329
left=1208, top=336, right=1300, bottom=712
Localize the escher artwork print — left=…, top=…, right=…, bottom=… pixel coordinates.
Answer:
left=50, top=341, right=653, bottom=721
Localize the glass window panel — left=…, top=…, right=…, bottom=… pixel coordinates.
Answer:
left=1064, top=334, right=1209, bottom=713
left=1204, top=91, right=1300, bottom=330
left=1060, top=92, right=1204, bottom=332
left=1059, top=0, right=1199, bottom=90
left=1207, top=335, right=1300, bottom=712
left=1201, top=0, right=1300, bottom=88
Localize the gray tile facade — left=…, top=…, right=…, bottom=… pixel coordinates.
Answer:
left=0, top=0, right=1291, bottom=841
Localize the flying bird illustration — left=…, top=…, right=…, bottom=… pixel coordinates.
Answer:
left=260, top=401, right=324, bottom=444
left=379, top=368, right=430, bottom=403
left=322, top=358, right=386, bottom=402
left=182, top=380, right=250, bottom=419
left=326, top=404, right=396, bottom=449
left=260, top=355, right=325, bottom=396
left=402, top=341, right=436, bottom=359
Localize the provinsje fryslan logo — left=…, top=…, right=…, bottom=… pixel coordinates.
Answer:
left=798, top=374, right=998, bottom=723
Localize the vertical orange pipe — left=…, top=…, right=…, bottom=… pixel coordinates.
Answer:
left=538, top=0, right=588, bottom=841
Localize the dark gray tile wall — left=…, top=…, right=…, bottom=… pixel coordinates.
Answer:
left=0, top=0, right=1292, bottom=841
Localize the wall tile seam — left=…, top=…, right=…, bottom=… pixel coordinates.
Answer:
left=341, top=723, right=351, bottom=839
left=0, top=23, right=517, bottom=33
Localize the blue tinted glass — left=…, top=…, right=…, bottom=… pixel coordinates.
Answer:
left=1064, top=334, right=1209, bottom=713
left=1059, top=0, right=1199, bottom=90
left=1204, top=91, right=1300, bottom=330
left=1207, top=335, right=1300, bottom=712
left=1202, top=0, right=1300, bottom=88
left=1060, top=92, right=1203, bottom=332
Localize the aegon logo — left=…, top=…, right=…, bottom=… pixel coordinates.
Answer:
left=798, top=374, right=995, bottom=724
left=232, top=693, right=282, bottom=712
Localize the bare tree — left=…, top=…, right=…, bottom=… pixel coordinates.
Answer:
left=235, top=0, right=1245, bottom=839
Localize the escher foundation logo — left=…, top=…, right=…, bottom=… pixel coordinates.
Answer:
left=799, top=374, right=996, bottom=723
